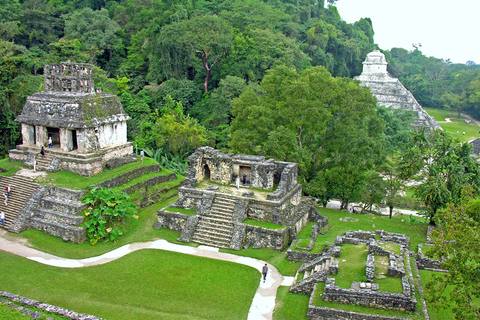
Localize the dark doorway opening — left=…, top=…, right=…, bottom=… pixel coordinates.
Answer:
left=72, top=130, right=78, bottom=150
left=47, top=127, right=60, bottom=148
left=204, top=164, right=210, bottom=180
left=239, top=166, right=251, bottom=185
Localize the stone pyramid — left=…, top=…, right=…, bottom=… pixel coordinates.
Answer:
left=355, top=50, right=440, bottom=130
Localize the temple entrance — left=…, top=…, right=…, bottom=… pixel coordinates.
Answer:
left=72, top=130, right=78, bottom=150
left=47, top=127, right=60, bottom=148
left=203, top=164, right=210, bottom=180
left=239, top=166, right=251, bottom=185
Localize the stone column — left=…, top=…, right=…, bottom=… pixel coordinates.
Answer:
left=21, top=124, right=35, bottom=145
left=60, top=128, right=73, bottom=152
left=76, top=129, right=86, bottom=153
left=35, top=126, right=48, bottom=148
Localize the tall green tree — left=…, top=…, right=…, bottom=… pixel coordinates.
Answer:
left=426, top=187, right=480, bottom=319
left=399, top=129, right=480, bottom=224
left=154, top=15, right=232, bottom=93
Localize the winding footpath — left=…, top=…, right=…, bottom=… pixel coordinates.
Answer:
left=0, top=231, right=294, bottom=320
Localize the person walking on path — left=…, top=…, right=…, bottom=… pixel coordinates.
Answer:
left=243, top=173, right=247, bottom=186
left=3, top=193, right=7, bottom=206
left=262, top=263, right=268, bottom=283
left=0, top=211, right=4, bottom=227
left=236, top=176, right=240, bottom=189
left=135, top=144, right=138, bottom=155
left=40, top=146, right=45, bottom=158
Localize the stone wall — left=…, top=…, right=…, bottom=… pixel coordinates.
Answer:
left=92, top=164, right=161, bottom=188
left=1, top=291, right=103, bottom=320
left=267, top=163, right=298, bottom=201
left=155, top=211, right=189, bottom=232
left=122, top=173, right=177, bottom=194
left=308, top=284, right=408, bottom=320
left=377, top=230, right=410, bottom=248
left=8, top=185, right=47, bottom=233
left=245, top=225, right=288, bottom=250
left=323, top=278, right=416, bottom=312
left=416, top=244, right=446, bottom=272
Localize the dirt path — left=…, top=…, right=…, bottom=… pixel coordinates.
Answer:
left=0, top=231, right=294, bottom=320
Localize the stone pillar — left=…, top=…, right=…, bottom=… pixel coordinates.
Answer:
left=35, top=126, right=48, bottom=148
left=21, top=124, right=35, bottom=145
left=60, top=128, right=73, bottom=152
left=76, top=129, right=86, bottom=153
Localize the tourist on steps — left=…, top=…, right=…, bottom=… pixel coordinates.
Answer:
left=236, top=176, right=240, bottom=189
left=0, top=211, right=4, bottom=226
left=3, top=193, right=7, bottom=206
left=48, top=137, right=53, bottom=149
left=262, top=263, right=268, bottom=283
left=40, top=146, right=45, bottom=158
left=33, top=156, right=37, bottom=172
left=6, top=185, right=11, bottom=197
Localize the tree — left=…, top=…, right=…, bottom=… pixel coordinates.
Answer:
left=399, top=129, right=480, bottom=224
left=63, top=8, right=122, bottom=64
left=382, top=159, right=405, bottom=218
left=155, top=15, right=232, bottom=93
left=360, top=171, right=386, bottom=212
left=426, top=187, right=480, bottom=319
left=230, top=65, right=384, bottom=205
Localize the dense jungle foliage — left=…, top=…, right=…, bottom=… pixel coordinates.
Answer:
left=1, top=0, right=480, bottom=224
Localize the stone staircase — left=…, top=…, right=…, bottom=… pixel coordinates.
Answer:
left=29, top=187, right=87, bottom=242
left=290, top=256, right=335, bottom=295
left=0, top=175, right=37, bottom=230
left=191, top=194, right=236, bottom=248
left=34, top=152, right=54, bottom=171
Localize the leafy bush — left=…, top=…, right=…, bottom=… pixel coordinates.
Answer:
left=82, top=187, right=137, bottom=245
left=143, top=148, right=189, bottom=175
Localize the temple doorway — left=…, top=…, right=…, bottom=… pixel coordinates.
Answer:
left=204, top=164, right=210, bottom=180
left=72, top=130, right=78, bottom=150
left=47, top=127, right=60, bottom=148
left=239, top=166, right=251, bottom=185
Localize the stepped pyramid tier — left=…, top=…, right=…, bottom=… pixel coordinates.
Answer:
left=355, top=50, right=441, bottom=131
left=157, top=147, right=327, bottom=251
left=9, top=61, right=135, bottom=177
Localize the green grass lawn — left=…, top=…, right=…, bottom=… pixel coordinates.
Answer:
left=35, top=157, right=159, bottom=189
left=315, top=207, right=428, bottom=251
left=0, top=249, right=259, bottom=320
left=163, top=206, right=197, bottom=215
left=0, top=159, right=27, bottom=176
left=297, top=222, right=316, bottom=238
left=273, top=286, right=309, bottom=320
left=243, top=219, right=285, bottom=230
left=331, top=244, right=368, bottom=288
left=374, top=255, right=403, bottom=293
left=424, top=107, right=480, bottom=143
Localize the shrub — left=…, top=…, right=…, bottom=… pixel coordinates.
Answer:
left=82, top=187, right=137, bottom=245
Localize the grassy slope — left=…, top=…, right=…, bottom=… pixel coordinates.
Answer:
left=0, top=250, right=258, bottom=320
left=34, top=156, right=159, bottom=190
left=424, top=107, right=480, bottom=143
left=419, top=270, right=456, bottom=320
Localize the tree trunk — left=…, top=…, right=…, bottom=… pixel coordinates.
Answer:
left=204, top=67, right=210, bottom=93
left=389, top=206, right=393, bottom=219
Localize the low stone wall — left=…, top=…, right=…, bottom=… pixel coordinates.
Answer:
left=387, top=253, right=405, bottom=277
left=122, top=173, right=177, bottom=194
left=377, top=230, right=410, bottom=248
left=155, top=210, right=189, bottom=232
left=323, top=278, right=416, bottom=312
left=308, top=284, right=408, bottom=320
left=416, top=244, right=446, bottom=272
left=366, top=254, right=375, bottom=282
left=1, top=291, right=103, bottom=320
left=287, top=249, right=324, bottom=262
left=245, top=225, right=288, bottom=250
left=105, top=153, right=137, bottom=169
left=368, top=240, right=392, bottom=256
left=267, top=163, right=298, bottom=201
left=92, top=164, right=162, bottom=189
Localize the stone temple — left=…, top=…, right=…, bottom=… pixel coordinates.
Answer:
left=9, top=62, right=134, bottom=176
left=156, top=147, right=326, bottom=251
left=355, top=50, right=440, bottom=130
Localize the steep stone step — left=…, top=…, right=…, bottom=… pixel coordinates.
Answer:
left=0, top=175, right=37, bottom=230
left=35, top=208, right=85, bottom=226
